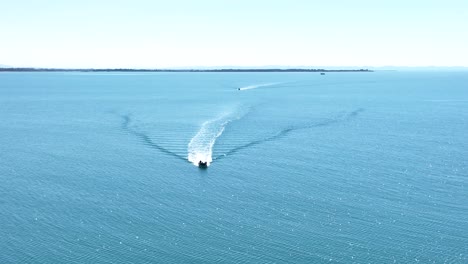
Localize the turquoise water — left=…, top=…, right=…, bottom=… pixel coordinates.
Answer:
left=1, top=72, right=467, bottom=263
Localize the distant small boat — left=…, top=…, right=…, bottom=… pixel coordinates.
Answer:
left=198, top=161, right=208, bottom=168
left=320, top=72, right=325, bottom=75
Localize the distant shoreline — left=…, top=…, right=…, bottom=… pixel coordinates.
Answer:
left=0, top=68, right=372, bottom=73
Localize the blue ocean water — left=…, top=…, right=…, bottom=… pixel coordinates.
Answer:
left=0, top=71, right=467, bottom=263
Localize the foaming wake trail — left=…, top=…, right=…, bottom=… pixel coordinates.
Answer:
left=214, top=108, right=365, bottom=160
left=119, top=114, right=186, bottom=161
left=238, top=82, right=280, bottom=91
left=187, top=109, right=248, bottom=166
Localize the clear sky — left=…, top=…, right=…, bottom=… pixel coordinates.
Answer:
left=1, top=0, right=467, bottom=68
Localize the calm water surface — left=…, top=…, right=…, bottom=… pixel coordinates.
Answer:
left=0, top=72, right=467, bottom=263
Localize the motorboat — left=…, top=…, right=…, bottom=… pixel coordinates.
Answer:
left=198, top=161, right=208, bottom=168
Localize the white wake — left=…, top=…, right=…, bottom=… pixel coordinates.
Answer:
left=187, top=110, right=245, bottom=167
left=238, top=82, right=280, bottom=91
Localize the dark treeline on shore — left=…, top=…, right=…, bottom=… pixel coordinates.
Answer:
left=0, top=68, right=372, bottom=72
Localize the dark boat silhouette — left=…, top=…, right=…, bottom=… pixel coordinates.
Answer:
left=198, top=161, right=208, bottom=168
left=320, top=72, right=325, bottom=75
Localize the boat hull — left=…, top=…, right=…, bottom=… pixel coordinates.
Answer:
left=198, top=161, right=208, bottom=168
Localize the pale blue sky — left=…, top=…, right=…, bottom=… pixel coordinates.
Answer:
left=1, top=0, right=467, bottom=68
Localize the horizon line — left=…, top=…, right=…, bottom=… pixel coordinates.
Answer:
left=1, top=65, right=468, bottom=69
left=0, top=67, right=373, bottom=73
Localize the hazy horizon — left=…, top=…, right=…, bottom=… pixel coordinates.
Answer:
left=1, top=64, right=468, bottom=71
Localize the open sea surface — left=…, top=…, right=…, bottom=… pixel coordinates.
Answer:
left=0, top=71, right=467, bottom=263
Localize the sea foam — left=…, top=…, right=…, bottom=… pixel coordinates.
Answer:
left=187, top=108, right=246, bottom=166
left=238, top=82, right=280, bottom=91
